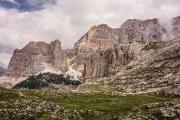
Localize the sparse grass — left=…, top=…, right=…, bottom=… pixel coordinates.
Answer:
left=0, top=87, right=19, bottom=101
left=0, top=87, right=179, bottom=120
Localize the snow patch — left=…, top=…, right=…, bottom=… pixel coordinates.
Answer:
left=39, top=62, right=62, bottom=74
left=64, top=58, right=82, bottom=81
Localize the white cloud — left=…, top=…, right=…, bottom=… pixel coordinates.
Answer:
left=0, top=0, right=180, bottom=66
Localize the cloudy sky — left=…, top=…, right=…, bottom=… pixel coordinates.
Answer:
left=0, top=0, right=180, bottom=67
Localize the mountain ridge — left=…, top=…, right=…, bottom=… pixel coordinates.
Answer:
left=0, top=16, right=180, bottom=89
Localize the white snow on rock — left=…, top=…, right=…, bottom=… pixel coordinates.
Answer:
left=38, top=59, right=82, bottom=81
left=64, top=66, right=82, bottom=81
left=64, top=58, right=82, bottom=81
left=39, top=62, right=62, bottom=75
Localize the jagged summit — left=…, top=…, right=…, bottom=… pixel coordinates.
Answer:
left=73, top=23, right=118, bottom=55
left=90, top=24, right=110, bottom=29
left=119, top=18, right=167, bottom=42
left=6, top=39, right=67, bottom=77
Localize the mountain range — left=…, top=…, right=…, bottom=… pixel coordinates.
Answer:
left=0, top=16, right=179, bottom=91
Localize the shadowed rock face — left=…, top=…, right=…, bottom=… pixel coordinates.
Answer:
left=6, top=40, right=68, bottom=77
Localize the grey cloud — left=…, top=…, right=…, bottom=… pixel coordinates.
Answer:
left=26, top=0, right=57, bottom=5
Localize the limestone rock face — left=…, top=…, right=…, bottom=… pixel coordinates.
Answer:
left=73, top=24, right=119, bottom=56
left=6, top=40, right=68, bottom=77
left=83, top=49, right=116, bottom=79
left=83, top=41, right=146, bottom=80
left=50, top=40, right=67, bottom=71
left=67, top=24, right=119, bottom=72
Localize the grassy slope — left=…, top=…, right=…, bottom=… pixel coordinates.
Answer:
left=0, top=87, right=179, bottom=120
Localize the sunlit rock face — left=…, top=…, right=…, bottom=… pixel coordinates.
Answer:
left=73, top=24, right=119, bottom=55
left=66, top=24, right=119, bottom=73
left=6, top=40, right=68, bottom=77
left=82, top=41, right=146, bottom=80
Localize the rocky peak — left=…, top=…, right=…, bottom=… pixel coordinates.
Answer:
left=118, top=18, right=167, bottom=43
left=51, top=39, right=62, bottom=52
left=6, top=40, right=68, bottom=77
left=73, top=24, right=119, bottom=55
left=21, top=41, right=50, bottom=55
left=50, top=40, right=67, bottom=71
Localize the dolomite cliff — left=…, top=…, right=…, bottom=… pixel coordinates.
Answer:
left=83, top=41, right=145, bottom=80
left=69, top=16, right=180, bottom=80
left=6, top=40, right=68, bottom=77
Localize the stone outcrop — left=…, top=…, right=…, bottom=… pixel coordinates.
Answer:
left=6, top=40, right=68, bottom=77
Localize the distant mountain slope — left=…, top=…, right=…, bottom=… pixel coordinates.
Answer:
left=0, top=67, right=6, bottom=76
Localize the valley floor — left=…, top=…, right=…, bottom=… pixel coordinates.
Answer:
left=0, top=87, right=180, bottom=120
